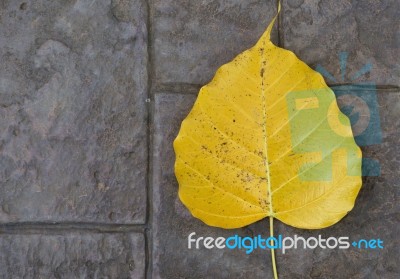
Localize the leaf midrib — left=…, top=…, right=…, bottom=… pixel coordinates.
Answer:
left=260, top=42, right=274, bottom=217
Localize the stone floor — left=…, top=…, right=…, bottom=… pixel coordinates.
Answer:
left=0, top=0, right=399, bottom=278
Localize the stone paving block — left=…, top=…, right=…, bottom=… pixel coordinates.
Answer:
left=281, top=0, right=400, bottom=86
left=0, top=232, right=145, bottom=278
left=274, top=92, right=400, bottom=279
left=0, top=0, right=148, bottom=223
left=152, top=90, right=399, bottom=278
left=153, top=0, right=278, bottom=86
left=152, top=93, right=275, bottom=279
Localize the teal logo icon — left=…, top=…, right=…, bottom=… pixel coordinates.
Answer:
left=316, top=52, right=381, bottom=177
left=286, top=88, right=361, bottom=181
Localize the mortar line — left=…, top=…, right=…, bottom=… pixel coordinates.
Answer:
left=276, top=0, right=284, bottom=48
left=0, top=222, right=147, bottom=233
left=152, top=83, right=400, bottom=95
left=145, top=0, right=155, bottom=278
left=153, top=82, right=202, bottom=95
left=144, top=227, right=150, bottom=279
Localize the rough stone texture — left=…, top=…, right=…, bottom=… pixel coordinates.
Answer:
left=0, top=0, right=148, bottom=223
left=153, top=0, right=278, bottom=86
left=0, top=232, right=145, bottom=278
left=0, top=0, right=398, bottom=277
left=153, top=94, right=273, bottom=279
left=152, top=91, right=399, bottom=278
left=281, top=0, right=400, bottom=86
left=276, top=93, right=400, bottom=279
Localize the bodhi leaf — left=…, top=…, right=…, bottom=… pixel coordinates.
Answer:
left=173, top=6, right=362, bottom=231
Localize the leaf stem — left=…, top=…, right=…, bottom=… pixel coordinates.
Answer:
left=270, top=216, right=278, bottom=279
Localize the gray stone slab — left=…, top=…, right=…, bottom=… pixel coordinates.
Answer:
left=152, top=94, right=274, bottom=279
left=275, top=92, right=400, bottom=278
left=152, top=90, right=399, bottom=278
left=0, top=232, right=145, bottom=279
left=281, top=0, right=400, bottom=86
left=153, top=0, right=279, bottom=86
left=0, top=0, right=148, bottom=223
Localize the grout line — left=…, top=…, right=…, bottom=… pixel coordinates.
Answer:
left=153, top=82, right=202, bottom=95
left=145, top=0, right=155, bottom=278
left=0, top=222, right=147, bottom=234
left=276, top=0, right=284, bottom=48
left=330, top=85, right=400, bottom=92
left=144, top=227, right=150, bottom=279
left=151, top=83, right=400, bottom=95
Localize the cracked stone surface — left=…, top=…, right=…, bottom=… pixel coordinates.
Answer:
left=153, top=0, right=278, bottom=86
left=152, top=91, right=399, bottom=278
left=281, top=0, right=400, bottom=86
left=0, top=232, right=145, bottom=278
left=0, top=0, right=148, bottom=223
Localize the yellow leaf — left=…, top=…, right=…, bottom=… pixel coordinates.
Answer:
left=173, top=5, right=362, bottom=231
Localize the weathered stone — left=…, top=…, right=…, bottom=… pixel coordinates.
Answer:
left=281, top=0, right=399, bottom=86
left=152, top=90, right=399, bottom=278
left=0, top=0, right=148, bottom=223
left=153, top=0, right=278, bottom=86
left=275, top=98, right=400, bottom=279
left=0, top=232, right=145, bottom=278
left=152, top=93, right=274, bottom=278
